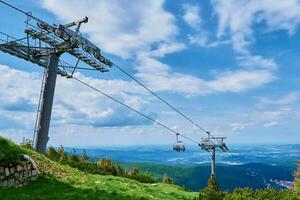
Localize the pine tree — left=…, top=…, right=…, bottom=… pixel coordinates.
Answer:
left=131, top=167, right=140, bottom=176
left=163, top=174, right=172, bottom=184
left=207, top=174, right=219, bottom=191
left=69, top=148, right=80, bottom=162
left=198, top=175, right=223, bottom=200
left=47, top=146, right=59, bottom=160
left=58, top=145, right=66, bottom=162
left=80, top=149, right=89, bottom=162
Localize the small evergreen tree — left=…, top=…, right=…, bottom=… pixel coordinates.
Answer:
left=46, top=146, right=59, bottom=160
left=163, top=174, right=172, bottom=184
left=131, top=167, right=140, bottom=176
left=198, top=174, right=223, bottom=200
left=58, top=145, right=67, bottom=162
left=80, top=149, right=89, bottom=162
left=116, top=165, right=125, bottom=176
left=207, top=174, right=219, bottom=191
left=69, top=148, right=80, bottom=162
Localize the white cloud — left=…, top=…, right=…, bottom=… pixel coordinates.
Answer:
left=262, top=111, right=282, bottom=120
left=0, top=65, right=155, bottom=130
left=183, top=4, right=201, bottom=29
left=148, top=42, right=186, bottom=58
left=188, top=34, right=228, bottom=48
left=0, top=65, right=40, bottom=106
left=40, top=0, right=276, bottom=96
left=211, top=0, right=300, bottom=53
left=182, top=3, right=227, bottom=48
left=135, top=55, right=275, bottom=95
left=205, top=70, right=275, bottom=93
left=41, top=0, right=178, bottom=59
left=210, top=0, right=300, bottom=75
left=230, top=122, right=249, bottom=131
left=263, top=121, right=279, bottom=128
left=0, top=65, right=295, bottom=145
left=238, top=55, right=277, bottom=70
left=258, top=92, right=300, bottom=106
left=231, top=106, right=300, bottom=131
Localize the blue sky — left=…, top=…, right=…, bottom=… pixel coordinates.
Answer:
left=0, top=0, right=300, bottom=147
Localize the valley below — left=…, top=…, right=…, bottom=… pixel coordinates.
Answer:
left=66, top=144, right=300, bottom=191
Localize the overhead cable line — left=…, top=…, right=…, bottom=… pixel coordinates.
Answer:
left=72, top=76, right=200, bottom=145
left=0, top=0, right=211, bottom=139
left=0, top=0, right=28, bottom=15
left=0, top=0, right=212, bottom=137
left=0, top=0, right=39, bottom=21
left=113, top=63, right=211, bottom=136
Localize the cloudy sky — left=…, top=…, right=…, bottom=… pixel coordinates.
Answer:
left=0, top=0, right=300, bottom=147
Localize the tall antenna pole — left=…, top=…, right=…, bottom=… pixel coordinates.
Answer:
left=35, top=52, right=60, bottom=153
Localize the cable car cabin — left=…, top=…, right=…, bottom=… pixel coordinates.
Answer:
left=173, top=141, right=185, bottom=152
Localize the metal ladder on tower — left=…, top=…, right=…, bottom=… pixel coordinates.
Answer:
left=32, top=67, right=47, bottom=148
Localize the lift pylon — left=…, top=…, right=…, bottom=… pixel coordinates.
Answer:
left=0, top=10, right=113, bottom=153
left=199, top=135, right=229, bottom=176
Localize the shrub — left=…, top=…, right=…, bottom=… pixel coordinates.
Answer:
left=198, top=187, right=225, bottom=200
left=97, top=158, right=119, bottom=175
left=80, top=149, right=89, bottom=162
left=69, top=149, right=80, bottom=162
left=58, top=145, right=67, bottom=162
left=225, top=188, right=299, bottom=200
left=68, top=161, right=106, bottom=175
left=45, top=149, right=156, bottom=184
left=224, top=188, right=254, bottom=200
left=123, top=166, right=155, bottom=183
left=20, top=137, right=33, bottom=150
left=46, top=146, right=60, bottom=160
left=131, top=166, right=140, bottom=176
left=125, top=172, right=156, bottom=183
left=116, top=164, right=125, bottom=176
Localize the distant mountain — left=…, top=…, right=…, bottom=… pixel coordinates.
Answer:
left=65, top=145, right=299, bottom=191
left=66, top=144, right=300, bottom=166
left=120, top=162, right=295, bottom=191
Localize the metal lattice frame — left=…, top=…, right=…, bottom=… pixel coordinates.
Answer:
left=0, top=13, right=114, bottom=153
left=199, top=136, right=229, bottom=176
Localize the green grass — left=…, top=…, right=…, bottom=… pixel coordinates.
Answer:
left=0, top=137, right=25, bottom=166
left=0, top=136, right=197, bottom=200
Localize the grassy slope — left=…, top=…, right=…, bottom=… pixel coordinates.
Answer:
left=0, top=137, right=197, bottom=200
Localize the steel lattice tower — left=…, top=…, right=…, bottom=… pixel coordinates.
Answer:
left=0, top=13, right=113, bottom=153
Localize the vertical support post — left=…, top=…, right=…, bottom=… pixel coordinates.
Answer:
left=211, top=147, right=216, bottom=176
left=35, top=52, right=59, bottom=153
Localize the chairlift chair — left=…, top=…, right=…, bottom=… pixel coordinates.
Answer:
left=172, top=133, right=185, bottom=152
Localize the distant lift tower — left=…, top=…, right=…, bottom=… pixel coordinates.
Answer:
left=0, top=14, right=113, bottom=153
left=199, top=132, right=229, bottom=176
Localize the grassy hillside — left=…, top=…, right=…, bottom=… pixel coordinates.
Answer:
left=0, top=137, right=197, bottom=200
